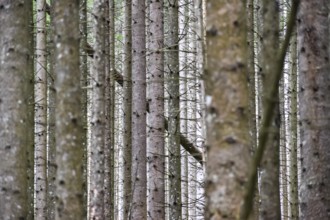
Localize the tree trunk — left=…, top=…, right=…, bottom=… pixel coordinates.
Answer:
left=298, top=1, right=330, bottom=219
left=258, top=0, right=281, bottom=219
left=187, top=2, right=198, bottom=217
left=179, top=1, right=189, bottom=218
left=279, top=78, right=288, bottom=220
left=122, top=0, right=132, bottom=218
left=47, top=2, right=56, bottom=219
left=53, top=0, right=84, bottom=219
left=289, top=29, right=299, bottom=220
left=131, top=0, right=147, bottom=218
left=246, top=0, right=259, bottom=218
left=104, top=1, right=112, bottom=218
left=34, top=0, right=48, bottom=218
left=109, top=0, right=116, bottom=216
left=147, top=0, right=165, bottom=218
left=89, top=0, right=106, bottom=218
left=27, top=2, right=35, bottom=219
left=0, top=1, right=32, bottom=218
left=205, top=0, right=251, bottom=218
left=79, top=0, right=89, bottom=217
left=166, top=0, right=182, bottom=218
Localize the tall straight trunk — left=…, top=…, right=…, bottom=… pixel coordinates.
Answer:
left=279, top=78, right=288, bottom=220
left=258, top=0, right=281, bottom=219
left=298, top=1, right=330, bottom=219
left=247, top=0, right=257, bottom=156
left=131, top=0, right=147, bottom=218
left=53, top=0, right=84, bottom=219
left=279, top=2, right=288, bottom=219
left=289, top=29, right=299, bottom=220
left=47, top=2, right=56, bottom=219
left=104, top=2, right=112, bottom=219
left=254, top=0, right=263, bottom=216
left=122, top=0, right=132, bottom=218
left=188, top=2, right=198, bottom=217
left=179, top=1, right=189, bottom=218
left=34, top=0, right=48, bottom=218
left=205, top=0, right=251, bottom=218
left=79, top=0, right=88, bottom=217
left=109, top=0, right=116, bottom=216
left=147, top=0, right=165, bottom=218
left=89, top=0, right=106, bottom=218
left=0, top=1, right=32, bottom=218
left=193, top=0, right=205, bottom=217
left=246, top=0, right=259, bottom=218
left=166, top=0, right=182, bottom=218
left=27, top=2, right=35, bottom=219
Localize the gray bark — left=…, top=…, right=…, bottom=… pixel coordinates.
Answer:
left=246, top=1, right=259, bottom=217
left=53, top=0, right=84, bottom=219
left=205, top=1, right=251, bottom=218
left=131, top=0, right=147, bottom=218
left=0, top=1, right=32, bottom=219
left=187, top=2, right=198, bottom=218
left=147, top=0, right=165, bottom=218
left=298, top=1, right=330, bottom=219
left=279, top=79, right=288, bottom=220
left=27, top=2, right=35, bottom=219
left=166, top=0, right=182, bottom=218
left=47, top=2, right=56, bottom=219
left=259, top=0, right=281, bottom=219
left=109, top=0, right=116, bottom=216
left=104, top=0, right=116, bottom=218
left=179, top=1, right=189, bottom=218
left=34, top=0, right=48, bottom=218
left=289, top=29, right=299, bottom=220
left=79, top=0, right=88, bottom=217
left=104, top=2, right=112, bottom=219
left=89, top=0, right=106, bottom=218
left=122, top=0, right=132, bottom=218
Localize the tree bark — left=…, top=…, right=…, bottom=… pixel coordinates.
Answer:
left=34, top=0, right=48, bottom=218
left=258, top=0, right=281, bottom=219
left=46, top=2, right=56, bottom=220
left=131, top=0, right=147, bottom=218
left=205, top=1, right=251, bottom=218
left=104, top=2, right=112, bottom=219
left=89, top=0, right=106, bottom=218
left=289, top=29, right=299, bottom=220
left=246, top=0, right=259, bottom=218
left=53, top=0, right=84, bottom=219
left=109, top=0, right=116, bottom=216
left=147, top=0, right=166, bottom=218
left=179, top=1, right=189, bottom=218
left=0, top=1, right=32, bottom=218
left=122, top=0, right=132, bottom=218
left=79, top=0, right=88, bottom=217
left=166, top=0, right=182, bottom=218
left=298, top=1, right=330, bottom=219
